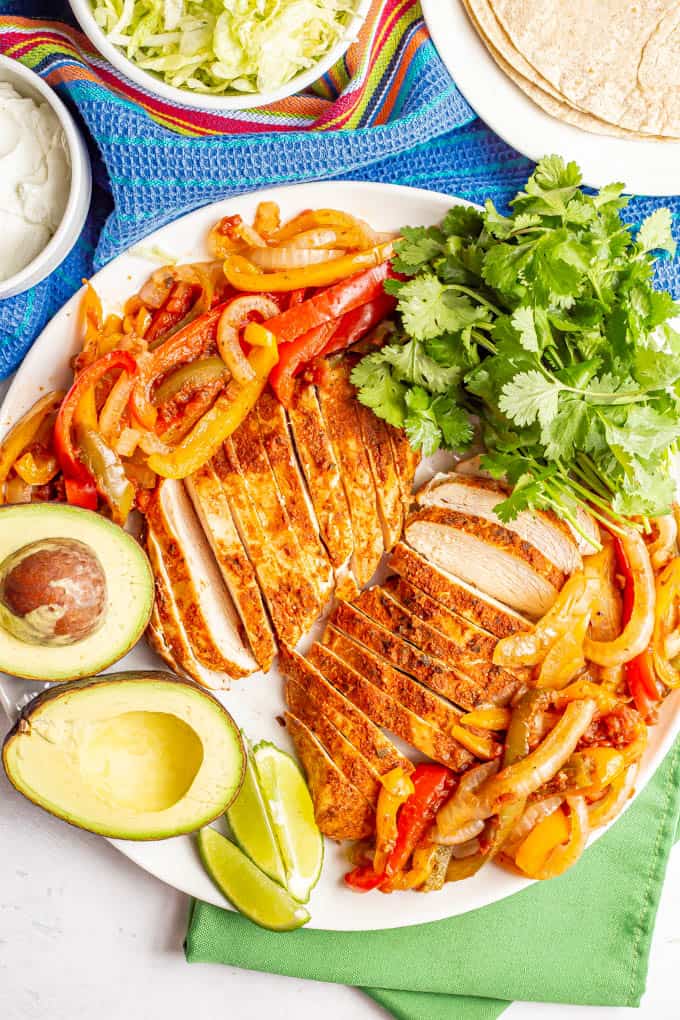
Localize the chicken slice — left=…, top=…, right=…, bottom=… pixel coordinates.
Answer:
left=418, top=474, right=582, bottom=575
left=385, top=422, right=419, bottom=516
left=278, top=643, right=411, bottom=776
left=389, top=542, right=529, bottom=639
left=383, top=575, right=531, bottom=683
left=285, top=713, right=375, bottom=840
left=186, top=462, right=276, bottom=671
left=287, top=380, right=354, bottom=581
left=331, top=600, right=512, bottom=710
left=145, top=529, right=229, bottom=690
left=316, top=359, right=384, bottom=588
left=285, top=677, right=381, bottom=805
left=324, top=625, right=466, bottom=736
left=145, top=479, right=257, bottom=678
left=310, top=643, right=474, bottom=771
left=255, top=391, right=334, bottom=604
left=353, top=587, right=522, bottom=705
left=213, top=441, right=308, bottom=647
left=355, top=401, right=404, bottom=550
left=406, top=506, right=565, bottom=618
left=229, top=412, right=321, bottom=632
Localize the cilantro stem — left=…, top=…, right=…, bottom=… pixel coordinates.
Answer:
left=446, top=285, right=504, bottom=318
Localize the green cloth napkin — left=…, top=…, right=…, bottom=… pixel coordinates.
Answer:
left=186, top=741, right=680, bottom=1019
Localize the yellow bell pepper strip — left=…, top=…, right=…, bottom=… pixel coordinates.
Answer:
left=515, top=796, right=589, bottom=879
left=372, top=766, right=415, bottom=877
left=459, top=707, right=512, bottom=731
left=450, top=724, right=502, bottom=760
left=75, top=425, right=135, bottom=526
left=0, top=390, right=65, bottom=504
left=553, top=679, right=622, bottom=714
left=587, top=763, right=637, bottom=828
left=55, top=351, right=138, bottom=511
left=271, top=209, right=378, bottom=246
left=223, top=241, right=393, bottom=294
left=13, top=449, right=59, bottom=486
left=383, top=843, right=446, bottom=892
left=653, top=558, right=680, bottom=689
left=567, top=747, right=625, bottom=797
left=146, top=323, right=278, bottom=479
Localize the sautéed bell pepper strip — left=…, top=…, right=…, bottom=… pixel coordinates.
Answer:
left=146, top=323, right=278, bottom=479
left=75, top=426, right=135, bottom=526
left=269, top=320, right=339, bottom=406
left=223, top=242, right=394, bottom=294
left=372, top=766, right=414, bottom=877
left=129, top=304, right=227, bottom=430
left=613, top=535, right=661, bottom=715
left=54, top=351, right=138, bottom=511
left=145, top=281, right=199, bottom=345
left=0, top=390, right=65, bottom=503
left=345, top=764, right=454, bottom=891
left=261, top=262, right=395, bottom=345
left=320, top=291, right=397, bottom=357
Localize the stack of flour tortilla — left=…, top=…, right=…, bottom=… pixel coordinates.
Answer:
left=462, top=0, right=680, bottom=140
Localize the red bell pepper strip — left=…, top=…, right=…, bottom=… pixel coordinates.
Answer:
left=54, top=350, right=138, bottom=511
left=287, top=288, right=307, bottom=308
left=320, top=292, right=397, bottom=357
left=129, top=303, right=227, bottom=429
left=268, top=320, right=339, bottom=406
left=344, top=763, right=455, bottom=892
left=262, top=263, right=394, bottom=345
left=613, top=536, right=661, bottom=715
left=145, top=282, right=199, bottom=344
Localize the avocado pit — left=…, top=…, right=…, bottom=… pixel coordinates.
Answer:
left=0, top=538, right=107, bottom=646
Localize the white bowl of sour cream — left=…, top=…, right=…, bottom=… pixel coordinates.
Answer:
left=0, top=55, right=92, bottom=300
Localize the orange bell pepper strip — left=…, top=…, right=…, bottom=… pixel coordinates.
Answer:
left=13, top=449, right=59, bottom=486
left=372, top=766, right=414, bottom=876
left=0, top=391, right=65, bottom=503
left=146, top=323, right=278, bottom=479
left=223, top=242, right=393, bottom=294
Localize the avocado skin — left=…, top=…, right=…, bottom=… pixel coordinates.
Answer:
left=2, top=670, right=246, bottom=840
left=0, top=504, right=154, bottom=683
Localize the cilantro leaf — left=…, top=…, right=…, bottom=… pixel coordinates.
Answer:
left=637, top=208, right=676, bottom=257
left=499, top=370, right=561, bottom=431
left=350, top=356, right=406, bottom=428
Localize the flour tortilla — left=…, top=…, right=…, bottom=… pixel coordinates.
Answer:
left=490, top=0, right=680, bottom=138
left=463, top=0, right=678, bottom=141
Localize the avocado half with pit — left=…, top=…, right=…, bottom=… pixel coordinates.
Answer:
left=0, top=503, right=154, bottom=681
left=2, top=671, right=246, bottom=839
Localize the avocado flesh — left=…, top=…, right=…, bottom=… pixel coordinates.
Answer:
left=0, top=504, right=154, bottom=682
left=2, top=672, right=245, bottom=839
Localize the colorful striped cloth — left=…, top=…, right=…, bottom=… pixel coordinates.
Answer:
left=0, top=1, right=678, bottom=377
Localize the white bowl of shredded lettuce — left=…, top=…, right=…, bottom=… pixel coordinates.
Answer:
left=69, top=0, right=370, bottom=110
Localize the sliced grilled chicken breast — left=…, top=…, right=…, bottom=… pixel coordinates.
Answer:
left=355, top=400, right=404, bottom=550
left=386, top=420, right=420, bottom=515
left=145, top=530, right=229, bottom=690
left=255, top=391, right=334, bottom=604
left=331, top=601, right=509, bottom=710
left=383, top=575, right=531, bottom=684
left=316, top=360, right=384, bottom=588
left=287, top=380, right=354, bottom=575
left=279, top=643, right=410, bottom=776
left=452, top=459, right=600, bottom=554
left=186, top=462, right=276, bottom=671
left=310, top=643, right=473, bottom=770
left=285, top=677, right=381, bottom=804
left=353, top=587, right=522, bottom=704
left=324, top=625, right=466, bottom=736
left=406, top=506, right=565, bottom=618
left=146, top=480, right=257, bottom=677
left=418, top=474, right=582, bottom=575
left=284, top=713, right=375, bottom=840
left=229, top=412, right=321, bottom=631
left=214, top=441, right=309, bottom=646
left=389, top=542, right=529, bottom=638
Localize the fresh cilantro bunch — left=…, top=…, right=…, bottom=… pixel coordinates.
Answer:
left=351, top=156, right=680, bottom=532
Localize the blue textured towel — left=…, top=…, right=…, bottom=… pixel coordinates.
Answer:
left=0, top=0, right=678, bottom=378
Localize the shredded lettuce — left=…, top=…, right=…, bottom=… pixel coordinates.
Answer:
left=91, top=0, right=358, bottom=94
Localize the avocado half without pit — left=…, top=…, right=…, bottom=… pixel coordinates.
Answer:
left=2, top=671, right=246, bottom=839
left=0, top=503, right=154, bottom=681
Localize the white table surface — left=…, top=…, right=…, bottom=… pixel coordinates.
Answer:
left=1, top=754, right=678, bottom=1020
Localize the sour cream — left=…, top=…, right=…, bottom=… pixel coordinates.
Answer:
left=0, top=81, right=71, bottom=282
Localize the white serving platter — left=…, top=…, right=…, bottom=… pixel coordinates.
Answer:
left=422, top=0, right=680, bottom=197
left=1, top=181, right=678, bottom=930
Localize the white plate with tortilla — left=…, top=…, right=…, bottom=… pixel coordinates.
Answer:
left=422, top=0, right=680, bottom=196
left=1, top=181, right=679, bottom=930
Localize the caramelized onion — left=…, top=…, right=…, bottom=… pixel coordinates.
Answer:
left=648, top=514, right=677, bottom=570
left=247, top=246, right=345, bottom=271
left=587, top=764, right=637, bottom=828
left=216, top=295, right=278, bottom=384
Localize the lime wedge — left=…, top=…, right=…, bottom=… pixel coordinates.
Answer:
left=197, top=827, right=310, bottom=932
left=253, top=741, right=324, bottom=904
left=226, top=741, right=287, bottom=888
